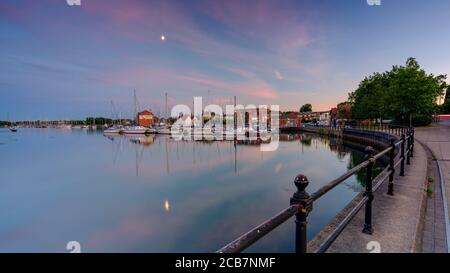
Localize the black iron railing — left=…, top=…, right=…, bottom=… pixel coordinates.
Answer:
left=217, top=125, right=415, bottom=253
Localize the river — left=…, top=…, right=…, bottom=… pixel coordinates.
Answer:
left=0, top=128, right=381, bottom=252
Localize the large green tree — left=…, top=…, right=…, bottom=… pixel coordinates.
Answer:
left=349, top=58, right=447, bottom=126
left=348, top=72, right=389, bottom=122
left=385, top=58, right=446, bottom=125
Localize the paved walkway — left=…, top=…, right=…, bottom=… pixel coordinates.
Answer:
left=310, top=139, right=428, bottom=253
left=415, top=120, right=450, bottom=252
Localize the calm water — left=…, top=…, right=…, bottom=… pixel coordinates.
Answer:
left=0, top=128, right=374, bottom=253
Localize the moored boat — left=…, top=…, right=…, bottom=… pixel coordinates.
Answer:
left=156, top=126, right=171, bottom=134
left=192, top=127, right=214, bottom=140
left=103, top=126, right=124, bottom=134
left=123, top=126, right=153, bottom=135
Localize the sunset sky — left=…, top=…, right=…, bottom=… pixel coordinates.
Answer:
left=1, top=0, right=450, bottom=120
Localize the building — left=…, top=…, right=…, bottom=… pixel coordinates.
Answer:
left=137, top=110, right=155, bottom=127
left=318, top=111, right=330, bottom=125
left=329, top=104, right=352, bottom=128
left=280, top=112, right=302, bottom=128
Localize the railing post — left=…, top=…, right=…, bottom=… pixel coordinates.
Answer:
left=400, top=134, right=405, bottom=176
left=387, top=138, right=395, bottom=196
left=406, top=129, right=411, bottom=165
left=363, top=146, right=375, bottom=235
left=290, top=174, right=312, bottom=253
left=410, top=127, right=414, bottom=157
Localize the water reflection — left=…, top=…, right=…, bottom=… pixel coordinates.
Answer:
left=164, top=200, right=170, bottom=212
left=0, top=129, right=381, bottom=252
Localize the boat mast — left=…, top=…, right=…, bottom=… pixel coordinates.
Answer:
left=111, top=100, right=118, bottom=126
left=165, top=92, right=168, bottom=121
left=134, top=89, right=138, bottom=124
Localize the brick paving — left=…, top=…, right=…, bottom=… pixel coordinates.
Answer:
left=421, top=146, right=447, bottom=252
left=310, top=140, right=428, bottom=253
left=415, top=120, right=450, bottom=253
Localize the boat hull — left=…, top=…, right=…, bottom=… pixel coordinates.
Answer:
left=156, top=128, right=171, bottom=134
left=104, top=129, right=123, bottom=134
left=123, top=130, right=150, bottom=134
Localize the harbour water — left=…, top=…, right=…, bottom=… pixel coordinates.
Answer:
left=0, top=128, right=379, bottom=252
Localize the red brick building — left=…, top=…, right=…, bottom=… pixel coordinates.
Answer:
left=137, top=110, right=155, bottom=127
left=280, top=112, right=302, bottom=128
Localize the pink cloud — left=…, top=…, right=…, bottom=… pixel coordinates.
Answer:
left=177, top=74, right=278, bottom=100
left=222, top=66, right=255, bottom=79
left=2, top=0, right=342, bottom=111
left=198, top=0, right=313, bottom=50
left=274, top=70, right=284, bottom=80
left=81, top=1, right=314, bottom=66
left=79, top=0, right=328, bottom=89
left=96, top=65, right=177, bottom=87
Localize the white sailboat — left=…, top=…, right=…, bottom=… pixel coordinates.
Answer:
left=192, top=126, right=214, bottom=140
left=157, top=93, right=171, bottom=134
left=7, top=114, right=17, bottom=132
left=156, top=125, right=171, bottom=134
left=123, top=125, right=150, bottom=134
left=122, top=90, right=153, bottom=135
left=104, top=101, right=124, bottom=134
left=104, top=126, right=123, bottom=134
left=88, top=118, right=97, bottom=130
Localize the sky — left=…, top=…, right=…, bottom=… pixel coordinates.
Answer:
left=1, top=0, right=450, bottom=120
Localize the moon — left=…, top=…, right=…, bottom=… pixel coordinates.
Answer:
left=161, top=35, right=166, bottom=41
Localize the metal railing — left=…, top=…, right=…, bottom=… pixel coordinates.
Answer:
left=217, top=125, right=415, bottom=253
left=353, top=123, right=410, bottom=137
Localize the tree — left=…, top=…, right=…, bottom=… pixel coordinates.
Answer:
left=442, top=86, right=450, bottom=113
left=348, top=72, right=389, bottom=122
left=85, top=117, right=94, bottom=125
left=300, top=103, right=312, bottom=112
left=384, top=58, right=446, bottom=125
left=0, top=121, right=12, bottom=127
left=337, top=102, right=351, bottom=119
left=349, top=57, right=447, bottom=126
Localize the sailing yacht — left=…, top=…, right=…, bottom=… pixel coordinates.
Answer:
left=6, top=113, right=17, bottom=132
left=122, top=90, right=155, bottom=135
left=88, top=119, right=97, bottom=130
left=122, top=125, right=150, bottom=134
left=157, top=93, right=171, bottom=134
left=104, top=126, right=123, bottom=134
left=192, top=126, right=214, bottom=140
left=104, top=101, right=124, bottom=134
left=156, top=124, right=171, bottom=134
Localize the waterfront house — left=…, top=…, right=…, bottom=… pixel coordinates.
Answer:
left=137, top=110, right=155, bottom=127
left=318, top=111, right=330, bottom=126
